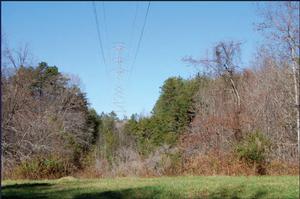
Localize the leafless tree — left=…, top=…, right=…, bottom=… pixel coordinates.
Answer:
left=183, top=40, right=243, bottom=141
left=256, top=1, right=300, bottom=152
left=181, top=39, right=298, bottom=163
left=1, top=44, right=93, bottom=176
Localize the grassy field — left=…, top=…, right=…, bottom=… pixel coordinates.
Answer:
left=2, top=176, right=299, bottom=199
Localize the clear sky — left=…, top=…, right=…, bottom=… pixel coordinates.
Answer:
left=2, top=1, right=263, bottom=118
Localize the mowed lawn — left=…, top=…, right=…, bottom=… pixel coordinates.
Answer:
left=2, top=176, right=299, bottom=199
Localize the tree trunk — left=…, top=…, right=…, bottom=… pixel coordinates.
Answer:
left=229, top=77, right=242, bottom=141
left=291, top=47, right=300, bottom=155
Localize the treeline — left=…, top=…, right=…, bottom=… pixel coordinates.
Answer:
left=85, top=54, right=298, bottom=177
left=1, top=2, right=299, bottom=178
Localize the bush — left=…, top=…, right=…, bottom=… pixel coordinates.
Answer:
left=183, top=151, right=256, bottom=176
left=235, top=131, right=271, bottom=175
left=16, top=156, right=72, bottom=179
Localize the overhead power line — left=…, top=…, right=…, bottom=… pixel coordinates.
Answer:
left=129, top=2, right=151, bottom=78
left=101, top=2, right=111, bottom=65
left=128, top=3, right=139, bottom=60
left=92, top=1, right=107, bottom=72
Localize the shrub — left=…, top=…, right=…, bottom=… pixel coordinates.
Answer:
left=182, top=150, right=255, bottom=176
left=235, top=131, right=271, bottom=175
left=16, top=156, right=72, bottom=179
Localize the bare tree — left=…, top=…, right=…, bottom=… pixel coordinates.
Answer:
left=1, top=44, right=94, bottom=177
left=183, top=40, right=243, bottom=141
left=181, top=44, right=298, bottom=167
left=256, top=2, right=300, bottom=152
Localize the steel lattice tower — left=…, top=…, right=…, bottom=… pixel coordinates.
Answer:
left=112, top=43, right=127, bottom=118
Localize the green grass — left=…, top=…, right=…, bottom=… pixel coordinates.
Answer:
left=2, top=176, right=299, bottom=199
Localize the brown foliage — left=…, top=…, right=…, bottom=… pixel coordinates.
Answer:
left=182, top=151, right=298, bottom=176
left=181, top=51, right=298, bottom=163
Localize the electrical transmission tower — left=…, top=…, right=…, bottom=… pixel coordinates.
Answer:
left=112, top=43, right=127, bottom=118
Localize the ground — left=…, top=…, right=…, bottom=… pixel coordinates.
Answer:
left=2, top=176, right=299, bottom=199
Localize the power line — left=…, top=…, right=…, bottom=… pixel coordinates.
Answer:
left=128, top=3, right=139, bottom=61
left=101, top=2, right=111, bottom=65
left=92, top=2, right=110, bottom=159
left=128, top=2, right=151, bottom=79
left=92, top=1, right=107, bottom=73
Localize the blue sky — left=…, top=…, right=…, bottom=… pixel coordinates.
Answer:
left=2, top=2, right=263, bottom=117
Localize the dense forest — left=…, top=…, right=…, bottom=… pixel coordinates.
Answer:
left=1, top=2, right=299, bottom=179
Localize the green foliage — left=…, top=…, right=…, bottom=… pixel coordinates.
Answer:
left=235, top=131, right=271, bottom=174
left=87, top=108, right=100, bottom=145
left=124, top=76, right=201, bottom=155
left=30, top=62, right=65, bottom=96
left=16, top=156, right=71, bottom=179
left=153, top=76, right=198, bottom=133
left=96, top=111, right=120, bottom=164
left=124, top=115, right=176, bottom=155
